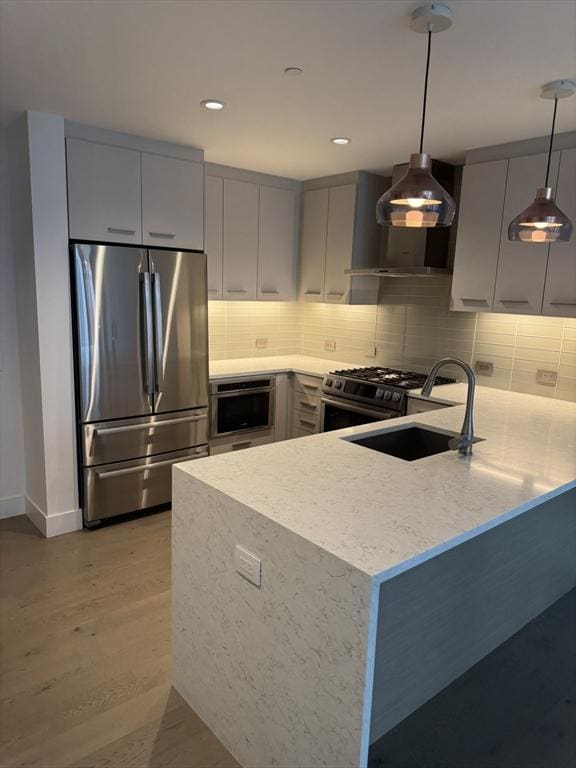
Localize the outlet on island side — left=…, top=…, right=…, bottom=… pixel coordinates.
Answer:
left=234, top=545, right=262, bottom=587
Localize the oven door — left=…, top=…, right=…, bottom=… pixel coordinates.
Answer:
left=320, top=396, right=398, bottom=433
left=211, top=388, right=275, bottom=438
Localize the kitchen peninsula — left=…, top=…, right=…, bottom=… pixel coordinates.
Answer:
left=172, top=384, right=576, bottom=768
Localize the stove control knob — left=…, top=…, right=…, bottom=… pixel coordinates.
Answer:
left=383, top=391, right=392, bottom=401
left=375, top=389, right=384, bottom=399
left=325, top=378, right=333, bottom=387
left=392, top=392, right=401, bottom=402
left=334, top=380, right=342, bottom=389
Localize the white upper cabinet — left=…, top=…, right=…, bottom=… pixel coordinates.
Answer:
left=66, top=138, right=142, bottom=244
left=299, top=188, right=329, bottom=301
left=204, top=175, right=224, bottom=298
left=493, top=151, right=560, bottom=315
left=542, top=148, right=576, bottom=317
left=141, top=153, right=204, bottom=250
left=451, top=160, right=508, bottom=312
left=258, top=186, right=297, bottom=301
left=222, top=179, right=259, bottom=300
left=324, top=184, right=356, bottom=303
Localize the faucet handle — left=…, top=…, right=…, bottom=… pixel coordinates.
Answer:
left=448, top=435, right=474, bottom=456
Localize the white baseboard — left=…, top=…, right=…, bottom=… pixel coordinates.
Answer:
left=25, top=497, right=82, bottom=537
left=0, top=495, right=25, bottom=519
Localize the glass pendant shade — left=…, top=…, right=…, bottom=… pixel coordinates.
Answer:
left=376, top=153, right=456, bottom=228
left=508, top=187, right=573, bottom=243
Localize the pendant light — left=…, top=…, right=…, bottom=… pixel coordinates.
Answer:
left=508, top=80, right=575, bottom=243
left=376, top=3, right=455, bottom=229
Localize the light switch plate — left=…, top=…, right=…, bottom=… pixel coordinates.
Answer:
left=234, top=545, right=261, bottom=587
left=536, top=369, right=557, bottom=386
left=475, top=360, right=494, bottom=376
left=255, top=337, right=268, bottom=349
left=324, top=340, right=337, bottom=352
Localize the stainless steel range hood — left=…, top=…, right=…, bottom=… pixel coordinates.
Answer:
left=347, top=159, right=460, bottom=278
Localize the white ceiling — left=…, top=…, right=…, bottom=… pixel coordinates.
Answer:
left=1, top=0, right=575, bottom=180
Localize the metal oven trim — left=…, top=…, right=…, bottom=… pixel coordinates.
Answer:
left=320, top=395, right=397, bottom=432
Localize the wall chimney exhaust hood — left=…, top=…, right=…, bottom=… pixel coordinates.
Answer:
left=346, top=158, right=460, bottom=278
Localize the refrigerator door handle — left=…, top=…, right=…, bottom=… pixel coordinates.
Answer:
left=140, top=272, right=155, bottom=395
left=152, top=272, right=165, bottom=394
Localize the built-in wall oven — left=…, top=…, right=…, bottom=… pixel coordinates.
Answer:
left=210, top=378, right=275, bottom=438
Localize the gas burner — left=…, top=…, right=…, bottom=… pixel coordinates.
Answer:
left=329, top=366, right=456, bottom=390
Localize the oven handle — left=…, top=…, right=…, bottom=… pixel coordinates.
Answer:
left=211, top=387, right=274, bottom=398
left=320, top=395, right=396, bottom=420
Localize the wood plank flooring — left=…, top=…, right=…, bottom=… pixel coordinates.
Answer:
left=0, top=513, right=239, bottom=768
left=1, top=512, right=574, bottom=768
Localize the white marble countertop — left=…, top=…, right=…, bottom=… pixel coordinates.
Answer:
left=209, top=355, right=350, bottom=380
left=179, top=382, right=576, bottom=582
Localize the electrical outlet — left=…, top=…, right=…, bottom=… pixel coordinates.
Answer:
left=536, top=369, right=557, bottom=386
left=324, top=340, right=337, bottom=352
left=234, top=545, right=261, bottom=587
left=255, top=337, right=268, bottom=349
left=475, top=360, right=494, bottom=376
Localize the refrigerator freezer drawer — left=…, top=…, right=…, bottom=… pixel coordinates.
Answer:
left=83, top=446, right=208, bottom=523
left=82, top=408, right=208, bottom=466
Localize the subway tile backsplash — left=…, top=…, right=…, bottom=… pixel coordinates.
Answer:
left=208, top=281, right=576, bottom=402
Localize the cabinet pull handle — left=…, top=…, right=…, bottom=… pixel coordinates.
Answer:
left=304, top=290, right=321, bottom=295
left=208, top=289, right=219, bottom=294
left=500, top=299, right=529, bottom=304
left=261, top=290, right=280, bottom=295
left=549, top=302, right=576, bottom=306
left=299, top=401, right=317, bottom=410
left=302, top=383, right=319, bottom=391
left=299, top=419, right=316, bottom=428
left=149, top=231, right=176, bottom=239
left=227, top=290, right=248, bottom=294
left=232, top=441, right=252, bottom=450
left=327, top=291, right=344, bottom=297
left=460, top=297, right=488, bottom=303
left=107, top=227, right=136, bottom=235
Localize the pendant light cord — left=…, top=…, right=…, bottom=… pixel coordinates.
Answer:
left=419, top=29, right=432, bottom=153
left=544, top=97, right=558, bottom=188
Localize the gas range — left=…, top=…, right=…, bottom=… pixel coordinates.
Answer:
left=322, top=366, right=456, bottom=414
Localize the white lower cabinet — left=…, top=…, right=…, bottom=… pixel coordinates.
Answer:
left=290, top=373, right=322, bottom=437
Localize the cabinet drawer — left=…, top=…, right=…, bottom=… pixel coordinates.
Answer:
left=293, top=390, right=321, bottom=413
left=292, top=411, right=319, bottom=434
left=292, top=425, right=319, bottom=439
left=209, top=429, right=274, bottom=455
left=294, top=373, right=323, bottom=396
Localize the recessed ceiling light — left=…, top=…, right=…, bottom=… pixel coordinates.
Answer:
left=201, top=99, right=225, bottom=110
left=331, top=137, right=351, bottom=145
left=284, top=67, right=303, bottom=76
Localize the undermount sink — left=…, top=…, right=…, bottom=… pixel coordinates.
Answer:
left=345, top=424, right=482, bottom=462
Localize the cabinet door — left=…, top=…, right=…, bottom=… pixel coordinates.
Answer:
left=325, top=184, right=356, bottom=303
left=222, top=179, right=259, bottom=300
left=542, top=148, right=576, bottom=318
left=205, top=175, right=224, bottom=299
left=493, top=152, right=560, bottom=315
left=66, top=138, right=142, bottom=243
left=451, top=160, right=508, bottom=312
left=299, top=188, right=328, bottom=302
left=142, top=153, right=204, bottom=250
left=258, top=186, right=297, bottom=301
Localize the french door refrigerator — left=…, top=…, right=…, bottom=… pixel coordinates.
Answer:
left=71, top=243, right=209, bottom=525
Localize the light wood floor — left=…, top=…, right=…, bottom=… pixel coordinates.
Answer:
left=0, top=512, right=239, bottom=768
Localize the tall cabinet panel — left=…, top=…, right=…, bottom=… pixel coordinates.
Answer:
left=324, top=184, right=356, bottom=303
left=222, top=179, right=259, bottom=300
left=205, top=175, right=224, bottom=299
left=542, top=148, right=576, bottom=317
left=67, top=139, right=142, bottom=244
left=142, top=153, right=204, bottom=250
left=493, top=151, right=560, bottom=315
left=451, top=160, right=508, bottom=312
left=258, top=186, right=297, bottom=300
left=299, top=188, right=329, bottom=301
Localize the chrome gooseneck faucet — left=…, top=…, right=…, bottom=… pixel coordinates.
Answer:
left=421, top=358, right=476, bottom=456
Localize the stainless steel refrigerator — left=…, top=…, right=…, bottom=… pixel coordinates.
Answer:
left=71, top=243, right=209, bottom=526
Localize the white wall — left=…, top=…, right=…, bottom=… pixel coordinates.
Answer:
left=0, top=124, right=25, bottom=518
